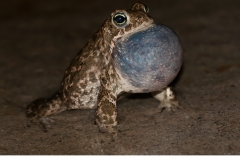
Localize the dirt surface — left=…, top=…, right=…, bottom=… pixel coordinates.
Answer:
left=0, top=0, right=240, bottom=155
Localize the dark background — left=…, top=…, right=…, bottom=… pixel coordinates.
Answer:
left=0, top=0, right=240, bottom=154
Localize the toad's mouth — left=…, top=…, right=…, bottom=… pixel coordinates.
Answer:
left=112, top=22, right=155, bottom=42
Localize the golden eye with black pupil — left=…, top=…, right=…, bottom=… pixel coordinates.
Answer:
left=143, top=4, right=149, bottom=13
left=112, top=12, right=127, bottom=27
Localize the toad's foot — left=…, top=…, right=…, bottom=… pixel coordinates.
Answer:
left=26, top=99, right=53, bottom=132
left=27, top=116, right=54, bottom=132
left=152, top=87, right=182, bottom=112
left=26, top=98, right=58, bottom=132
left=158, top=98, right=181, bottom=112
left=97, top=122, right=119, bottom=140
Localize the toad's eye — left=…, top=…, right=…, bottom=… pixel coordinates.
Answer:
left=112, top=12, right=127, bottom=27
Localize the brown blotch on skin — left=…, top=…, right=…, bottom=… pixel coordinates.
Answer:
left=125, top=24, right=132, bottom=32
left=119, top=29, right=124, bottom=35
left=101, top=77, right=108, bottom=85
left=137, top=15, right=143, bottom=20
left=82, top=90, right=90, bottom=96
left=98, top=86, right=109, bottom=100
left=110, top=94, right=117, bottom=101
left=103, top=116, right=108, bottom=120
left=101, top=99, right=116, bottom=116
left=82, top=51, right=91, bottom=59
left=38, top=104, right=51, bottom=117
left=71, top=66, right=76, bottom=72
left=110, top=68, right=117, bottom=79
left=86, top=97, right=95, bottom=107
left=80, top=82, right=87, bottom=89
left=105, top=70, right=111, bottom=81
left=77, top=65, right=82, bottom=71
left=132, top=22, right=137, bottom=28
left=89, top=72, right=97, bottom=81
left=108, top=118, right=114, bottom=124
left=112, top=69, right=120, bottom=79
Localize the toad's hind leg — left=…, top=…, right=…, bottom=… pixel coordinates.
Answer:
left=152, top=87, right=181, bottom=112
left=26, top=93, right=67, bottom=131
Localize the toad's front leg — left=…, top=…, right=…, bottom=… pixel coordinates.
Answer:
left=95, top=74, right=118, bottom=136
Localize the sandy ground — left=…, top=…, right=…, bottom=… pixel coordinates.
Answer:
left=0, top=0, right=240, bottom=155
